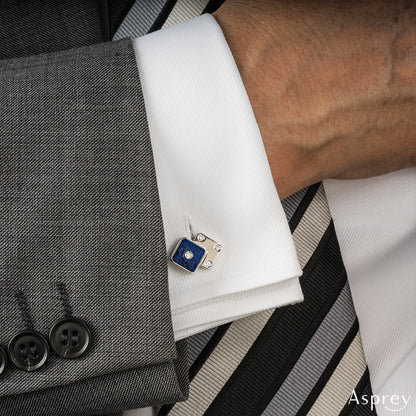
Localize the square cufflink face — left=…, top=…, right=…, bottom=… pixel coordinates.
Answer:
left=170, top=238, right=207, bottom=273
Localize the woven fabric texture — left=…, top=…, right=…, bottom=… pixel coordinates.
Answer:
left=0, top=0, right=106, bottom=59
left=0, top=38, right=187, bottom=413
left=0, top=341, right=188, bottom=416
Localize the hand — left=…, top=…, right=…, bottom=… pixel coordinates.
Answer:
left=214, top=0, right=416, bottom=199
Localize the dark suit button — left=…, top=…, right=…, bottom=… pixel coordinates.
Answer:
left=8, top=331, right=49, bottom=372
left=49, top=318, right=90, bottom=359
left=0, top=347, right=7, bottom=375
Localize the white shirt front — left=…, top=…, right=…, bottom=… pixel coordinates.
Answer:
left=325, top=169, right=416, bottom=416
left=131, top=14, right=416, bottom=416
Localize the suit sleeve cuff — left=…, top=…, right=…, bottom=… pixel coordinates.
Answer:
left=133, top=14, right=303, bottom=340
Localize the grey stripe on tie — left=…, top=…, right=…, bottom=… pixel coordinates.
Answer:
left=168, top=185, right=331, bottom=416
left=307, top=333, right=366, bottom=416
left=262, top=283, right=357, bottom=416
left=162, top=0, right=209, bottom=28
left=113, top=0, right=167, bottom=40
left=186, top=187, right=310, bottom=368
left=170, top=310, right=277, bottom=416
left=281, top=187, right=308, bottom=222
left=187, top=326, right=217, bottom=368
left=292, top=186, right=332, bottom=268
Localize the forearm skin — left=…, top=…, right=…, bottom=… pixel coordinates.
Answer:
left=215, top=0, right=416, bottom=199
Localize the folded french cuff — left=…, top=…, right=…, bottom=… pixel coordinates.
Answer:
left=133, top=14, right=304, bottom=341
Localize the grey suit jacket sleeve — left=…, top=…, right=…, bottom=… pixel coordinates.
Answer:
left=0, top=38, right=188, bottom=415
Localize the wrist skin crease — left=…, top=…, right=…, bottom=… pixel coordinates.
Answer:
left=214, top=0, right=416, bottom=199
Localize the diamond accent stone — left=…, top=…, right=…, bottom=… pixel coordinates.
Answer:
left=214, top=244, right=222, bottom=252
left=204, top=260, right=213, bottom=268
left=184, top=251, right=194, bottom=260
left=196, top=233, right=206, bottom=242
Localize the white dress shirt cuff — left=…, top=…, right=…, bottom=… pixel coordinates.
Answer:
left=133, top=14, right=303, bottom=340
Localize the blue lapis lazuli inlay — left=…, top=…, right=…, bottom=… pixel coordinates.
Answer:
left=172, top=238, right=206, bottom=272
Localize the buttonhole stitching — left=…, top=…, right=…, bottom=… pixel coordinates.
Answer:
left=14, top=290, right=34, bottom=331
left=56, top=281, right=73, bottom=318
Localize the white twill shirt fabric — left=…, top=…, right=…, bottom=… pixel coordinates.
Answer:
left=324, top=168, right=416, bottom=416
left=133, top=15, right=304, bottom=341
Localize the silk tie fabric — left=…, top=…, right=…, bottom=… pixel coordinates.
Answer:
left=159, top=184, right=377, bottom=416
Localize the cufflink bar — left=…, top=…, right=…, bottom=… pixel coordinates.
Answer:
left=170, top=233, right=223, bottom=273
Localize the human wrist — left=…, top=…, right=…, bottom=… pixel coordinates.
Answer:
left=215, top=0, right=416, bottom=198
left=213, top=1, right=339, bottom=198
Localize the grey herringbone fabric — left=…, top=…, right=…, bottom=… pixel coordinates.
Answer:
left=0, top=341, right=188, bottom=416
left=0, top=39, right=187, bottom=414
left=0, top=0, right=106, bottom=59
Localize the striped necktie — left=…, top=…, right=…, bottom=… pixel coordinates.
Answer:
left=115, top=2, right=378, bottom=415
left=159, top=185, right=377, bottom=416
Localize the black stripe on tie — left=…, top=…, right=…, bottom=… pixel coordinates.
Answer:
left=161, top=183, right=322, bottom=416
left=204, top=222, right=347, bottom=416
left=289, top=183, right=321, bottom=233
left=203, top=0, right=226, bottom=14
left=107, top=0, right=137, bottom=38
left=340, top=368, right=378, bottom=416
left=148, top=0, right=178, bottom=33
left=295, top=320, right=360, bottom=416
left=158, top=324, right=231, bottom=416
left=189, top=324, right=232, bottom=382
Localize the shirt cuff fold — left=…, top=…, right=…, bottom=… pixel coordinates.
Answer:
left=133, top=14, right=303, bottom=340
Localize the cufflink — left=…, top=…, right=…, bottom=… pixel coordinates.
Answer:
left=170, top=233, right=222, bottom=273
left=194, top=233, right=223, bottom=269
